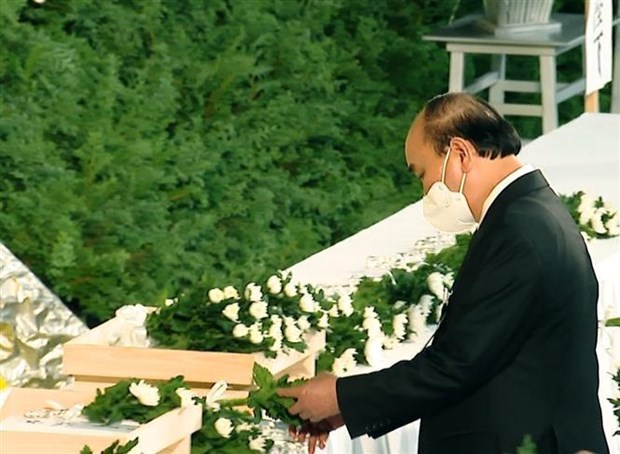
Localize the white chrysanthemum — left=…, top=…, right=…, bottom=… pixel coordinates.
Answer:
left=297, top=315, right=311, bottom=331
left=214, top=418, right=234, bottom=438
left=578, top=193, right=596, bottom=216
left=222, top=303, right=240, bottom=322
left=606, top=213, right=620, bottom=236
left=299, top=293, right=317, bottom=313
left=443, top=272, right=455, bottom=289
left=393, top=313, right=408, bottom=339
left=284, top=322, right=303, bottom=343
left=284, top=282, right=298, bottom=297
left=363, top=306, right=377, bottom=319
left=337, top=294, right=354, bottom=317
left=223, top=286, right=240, bottom=300
left=245, top=283, right=264, bottom=302
left=328, top=304, right=339, bottom=318
left=383, top=335, right=399, bottom=350
left=249, top=436, right=267, bottom=452
left=418, top=294, right=434, bottom=317
left=129, top=380, right=160, bottom=407
left=236, top=422, right=253, bottom=432
left=270, top=337, right=283, bottom=352
left=364, top=338, right=384, bottom=368
left=175, top=388, right=198, bottom=407
left=408, top=304, right=428, bottom=340
left=317, top=312, right=330, bottom=329
left=268, top=315, right=283, bottom=339
left=427, top=272, right=445, bottom=299
left=164, top=298, right=177, bottom=307
left=233, top=324, right=249, bottom=338
left=266, top=275, right=282, bottom=295
left=591, top=208, right=607, bottom=234
left=209, top=288, right=225, bottom=303
left=249, top=301, right=268, bottom=320
left=249, top=322, right=264, bottom=344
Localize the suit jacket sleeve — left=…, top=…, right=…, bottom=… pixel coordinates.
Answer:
left=336, top=224, right=544, bottom=439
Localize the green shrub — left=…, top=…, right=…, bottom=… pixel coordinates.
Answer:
left=0, top=0, right=590, bottom=325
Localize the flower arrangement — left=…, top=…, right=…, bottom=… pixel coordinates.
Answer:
left=78, top=364, right=307, bottom=453
left=609, top=370, right=620, bottom=435
left=561, top=191, right=620, bottom=240
left=146, top=272, right=333, bottom=358
left=82, top=376, right=200, bottom=425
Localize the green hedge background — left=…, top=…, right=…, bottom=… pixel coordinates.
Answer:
left=0, top=0, right=608, bottom=325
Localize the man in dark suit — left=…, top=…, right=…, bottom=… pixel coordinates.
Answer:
left=278, top=93, right=609, bottom=454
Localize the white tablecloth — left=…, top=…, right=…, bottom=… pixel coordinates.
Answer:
left=288, top=113, right=620, bottom=453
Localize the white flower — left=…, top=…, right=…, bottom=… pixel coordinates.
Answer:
left=578, top=193, right=596, bottom=215
left=297, top=315, right=311, bottom=331
left=249, top=436, right=267, bottom=452
left=33, top=0, right=45, bottom=4
left=129, top=380, right=160, bottom=407
left=245, top=283, right=264, bottom=302
left=591, top=208, right=607, bottom=234
left=233, top=324, right=249, bottom=338
left=214, top=418, right=234, bottom=438
left=408, top=304, right=428, bottom=340
left=364, top=338, right=384, bottom=368
left=337, top=294, right=354, bottom=317
left=209, top=288, right=225, bottom=303
left=383, top=335, right=399, bottom=350
left=606, top=213, right=620, bottom=236
left=249, top=300, right=268, bottom=320
left=427, top=272, right=445, bottom=299
left=284, top=322, right=303, bottom=343
left=222, top=303, right=240, bottom=322
left=164, top=298, right=177, bottom=307
left=270, top=337, right=283, bottom=352
left=268, top=315, right=283, bottom=339
left=363, top=306, right=377, bottom=319
left=328, top=304, right=339, bottom=318
left=332, top=347, right=358, bottom=375
left=266, top=275, right=282, bottom=295
left=317, top=312, right=330, bottom=329
left=581, top=231, right=591, bottom=243
left=299, top=293, right=317, bottom=313
left=392, top=313, right=408, bottom=339
left=249, top=323, right=264, bottom=344
left=223, top=286, right=240, bottom=300
left=418, top=294, right=434, bottom=317
left=175, top=388, right=198, bottom=407
left=236, top=422, right=253, bottom=432
left=206, top=381, right=227, bottom=410
left=284, top=282, right=298, bottom=297
left=443, top=272, right=455, bottom=289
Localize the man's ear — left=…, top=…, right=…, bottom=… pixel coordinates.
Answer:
left=449, top=137, right=474, bottom=173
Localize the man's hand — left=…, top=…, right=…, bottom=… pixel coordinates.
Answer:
left=276, top=372, right=340, bottom=422
left=289, top=414, right=344, bottom=454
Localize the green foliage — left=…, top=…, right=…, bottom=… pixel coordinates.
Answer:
left=0, top=0, right=457, bottom=326
left=82, top=376, right=188, bottom=425
left=516, top=434, right=537, bottom=454
left=246, top=363, right=306, bottom=427
left=191, top=405, right=271, bottom=454
left=80, top=439, right=139, bottom=454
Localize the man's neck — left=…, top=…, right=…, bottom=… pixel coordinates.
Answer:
left=471, top=156, right=523, bottom=222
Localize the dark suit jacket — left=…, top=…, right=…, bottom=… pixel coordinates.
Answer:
left=337, top=170, right=609, bottom=454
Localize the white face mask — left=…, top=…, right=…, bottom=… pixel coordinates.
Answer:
left=422, top=148, right=476, bottom=233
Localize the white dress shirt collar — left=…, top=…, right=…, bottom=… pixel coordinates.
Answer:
left=479, top=164, right=536, bottom=224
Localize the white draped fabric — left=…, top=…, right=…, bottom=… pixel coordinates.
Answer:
left=288, top=113, right=620, bottom=453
